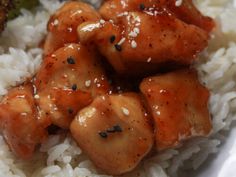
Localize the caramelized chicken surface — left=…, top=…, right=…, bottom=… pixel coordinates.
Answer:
left=140, top=69, right=212, bottom=150
left=70, top=93, right=154, bottom=175
left=0, top=83, right=48, bottom=159
left=99, top=0, right=214, bottom=32
left=77, top=0, right=213, bottom=74
left=44, top=1, right=101, bottom=56
left=35, top=43, right=110, bottom=128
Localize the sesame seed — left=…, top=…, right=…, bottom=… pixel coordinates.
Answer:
left=114, top=37, right=126, bottom=51
left=131, top=40, right=137, bottom=48
left=34, top=94, right=40, bottom=99
left=94, top=78, right=98, bottom=83
left=147, top=57, right=152, bottom=62
left=67, top=27, right=73, bottom=32
left=53, top=19, right=59, bottom=26
left=100, top=19, right=105, bottom=24
left=133, top=28, right=140, bottom=34
left=129, top=31, right=138, bottom=38
left=175, top=0, right=183, bottom=6
left=67, top=57, right=75, bottom=64
left=117, top=12, right=129, bottom=17
left=85, top=80, right=91, bottom=87
left=145, top=11, right=154, bottom=16
left=122, top=107, right=130, bottom=116
left=118, top=37, right=126, bottom=45
left=106, top=127, right=116, bottom=133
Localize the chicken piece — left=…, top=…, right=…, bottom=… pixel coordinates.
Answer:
left=163, top=0, right=215, bottom=33
left=36, top=88, right=92, bottom=129
left=70, top=93, right=153, bottom=175
left=44, top=1, right=101, bottom=56
left=35, top=43, right=110, bottom=128
left=99, top=0, right=156, bottom=22
left=99, top=0, right=214, bottom=33
left=140, top=69, right=212, bottom=151
left=0, top=83, right=48, bottom=159
left=78, top=11, right=209, bottom=74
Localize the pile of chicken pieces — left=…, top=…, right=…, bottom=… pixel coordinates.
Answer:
left=0, top=0, right=214, bottom=175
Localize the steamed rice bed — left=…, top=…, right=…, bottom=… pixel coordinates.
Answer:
left=0, top=0, right=236, bottom=176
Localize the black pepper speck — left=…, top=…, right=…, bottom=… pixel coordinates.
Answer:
left=140, top=3, right=145, bottom=10
left=68, top=108, right=74, bottom=114
left=115, top=44, right=122, bottom=51
left=113, top=125, right=122, bottom=132
left=71, top=84, right=77, bottom=91
left=67, top=56, right=75, bottom=64
left=99, top=131, right=108, bottom=138
left=110, top=35, right=116, bottom=43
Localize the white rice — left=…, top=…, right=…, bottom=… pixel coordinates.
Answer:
left=0, top=0, right=236, bottom=177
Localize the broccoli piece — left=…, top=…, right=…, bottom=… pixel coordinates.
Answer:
left=8, top=0, right=39, bottom=19
left=0, top=0, right=14, bottom=32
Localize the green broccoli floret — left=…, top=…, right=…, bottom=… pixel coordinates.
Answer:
left=8, top=0, right=39, bottom=19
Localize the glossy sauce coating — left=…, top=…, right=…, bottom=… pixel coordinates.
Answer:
left=70, top=93, right=154, bottom=175
left=78, top=0, right=212, bottom=74
left=140, top=69, right=212, bottom=150
left=44, top=1, right=101, bottom=55
left=99, top=0, right=214, bottom=32
left=0, top=84, right=48, bottom=159
left=35, top=43, right=110, bottom=128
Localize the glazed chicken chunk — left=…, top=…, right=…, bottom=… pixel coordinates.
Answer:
left=77, top=0, right=213, bottom=74
left=35, top=43, right=110, bottom=129
left=140, top=69, right=212, bottom=150
left=99, top=0, right=214, bottom=32
left=70, top=93, right=154, bottom=175
left=44, top=1, right=101, bottom=55
left=0, top=84, right=48, bottom=159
